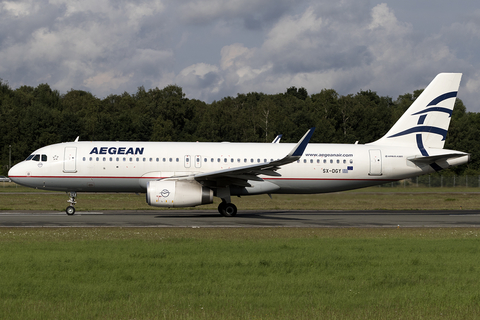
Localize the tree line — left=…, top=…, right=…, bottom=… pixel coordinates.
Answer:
left=1, top=80, right=479, bottom=176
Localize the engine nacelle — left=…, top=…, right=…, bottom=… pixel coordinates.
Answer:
left=146, top=180, right=213, bottom=207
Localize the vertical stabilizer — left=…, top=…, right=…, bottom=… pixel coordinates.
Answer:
left=369, top=73, right=462, bottom=152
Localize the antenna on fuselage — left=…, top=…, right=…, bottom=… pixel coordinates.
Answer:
left=74, top=136, right=80, bottom=142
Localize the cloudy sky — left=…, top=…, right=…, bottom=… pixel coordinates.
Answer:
left=1, top=0, right=480, bottom=111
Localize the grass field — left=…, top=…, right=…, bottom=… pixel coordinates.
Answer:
left=1, top=182, right=480, bottom=211
left=2, top=183, right=480, bottom=319
left=1, top=228, right=480, bottom=319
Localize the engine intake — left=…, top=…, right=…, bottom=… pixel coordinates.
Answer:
left=146, top=180, right=213, bottom=207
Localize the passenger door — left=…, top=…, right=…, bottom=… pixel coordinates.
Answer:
left=368, top=149, right=382, bottom=176
left=64, top=147, right=77, bottom=173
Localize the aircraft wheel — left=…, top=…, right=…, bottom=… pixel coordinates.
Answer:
left=224, top=203, right=237, bottom=217
left=66, top=206, right=76, bottom=215
left=218, top=202, right=227, bottom=216
left=218, top=202, right=237, bottom=217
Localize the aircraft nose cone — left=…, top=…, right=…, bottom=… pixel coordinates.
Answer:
left=8, top=163, right=23, bottom=183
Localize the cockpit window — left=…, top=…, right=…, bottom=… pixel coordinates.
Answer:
left=26, top=154, right=47, bottom=162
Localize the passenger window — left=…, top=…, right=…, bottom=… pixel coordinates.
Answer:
left=330, top=159, right=333, bottom=164
left=323, top=159, right=326, bottom=164
left=103, top=157, right=106, bottom=161
left=350, top=159, right=353, bottom=164
left=176, top=158, right=179, bottom=162
left=336, top=159, right=340, bottom=164
left=310, top=159, right=313, bottom=164
left=110, top=157, right=113, bottom=161
left=169, top=158, right=172, bottom=162
left=83, top=157, right=86, bottom=161
left=244, top=159, right=247, bottom=163
left=96, top=157, right=99, bottom=161
left=303, top=159, right=307, bottom=163
left=224, top=158, right=227, bottom=163
left=343, top=159, right=346, bottom=164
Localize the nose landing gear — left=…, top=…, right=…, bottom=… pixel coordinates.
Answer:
left=66, top=191, right=77, bottom=215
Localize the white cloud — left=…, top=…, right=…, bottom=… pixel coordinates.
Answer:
left=2, top=1, right=38, bottom=17
left=1, top=0, right=479, bottom=111
left=220, top=43, right=255, bottom=70
left=83, top=71, right=133, bottom=92
left=262, top=7, right=323, bottom=53
left=178, top=0, right=296, bottom=25
left=176, top=63, right=223, bottom=98
left=176, top=1, right=476, bottom=110
left=0, top=0, right=169, bottom=96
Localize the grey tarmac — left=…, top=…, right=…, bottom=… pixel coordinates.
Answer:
left=0, top=210, right=480, bottom=227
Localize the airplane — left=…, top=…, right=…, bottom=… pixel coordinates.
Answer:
left=8, top=73, right=469, bottom=216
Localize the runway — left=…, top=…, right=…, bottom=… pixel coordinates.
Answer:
left=1, top=209, right=480, bottom=227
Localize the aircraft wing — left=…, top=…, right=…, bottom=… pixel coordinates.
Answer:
left=192, top=128, right=315, bottom=188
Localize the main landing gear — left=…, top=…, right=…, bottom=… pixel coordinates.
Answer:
left=66, top=191, right=77, bottom=215
left=218, top=201, right=237, bottom=217
left=216, top=187, right=237, bottom=217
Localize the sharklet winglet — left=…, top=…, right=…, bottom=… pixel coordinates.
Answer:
left=289, top=128, right=315, bottom=157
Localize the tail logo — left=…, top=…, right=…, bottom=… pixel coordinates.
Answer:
left=387, top=91, right=457, bottom=156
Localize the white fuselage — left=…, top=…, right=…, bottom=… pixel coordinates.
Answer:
left=7, top=141, right=468, bottom=195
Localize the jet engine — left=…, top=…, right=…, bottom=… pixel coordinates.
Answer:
left=146, top=180, right=213, bottom=207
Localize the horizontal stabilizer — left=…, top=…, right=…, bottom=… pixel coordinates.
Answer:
left=407, top=153, right=468, bottom=164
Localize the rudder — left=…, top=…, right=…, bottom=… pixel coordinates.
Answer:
left=370, top=73, right=462, bottom=151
